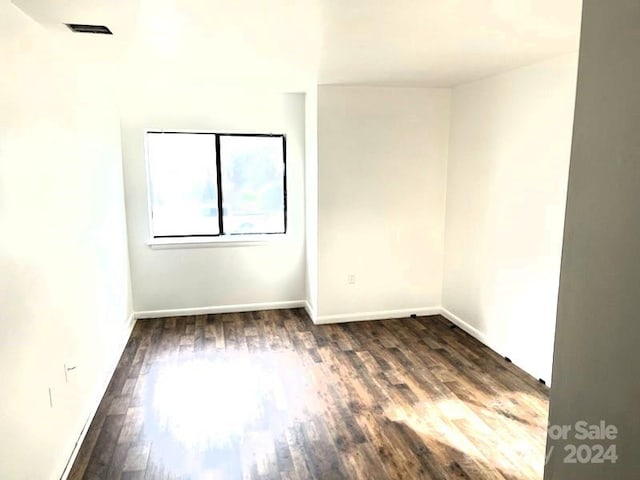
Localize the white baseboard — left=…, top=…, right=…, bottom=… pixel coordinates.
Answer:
left=313, top=306, right=441, bottom=325
left=303, top=301, right=317, bottom=322
left=438, top=307, right=493, bottom=348
left=438, top=307, right=547, bottom=383
left=60, top=312, right=136, bottom=480
left=135, top=300, right=306, bottom=319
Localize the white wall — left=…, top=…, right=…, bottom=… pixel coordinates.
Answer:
left=0, top=3, right=133, bottom=479
left=546, top=1, right=640, bottom=478
left=442, top=54, right=578, bottom=381
left=120, top=87, right=306, bottom=313
left=317, top=86, right=450, bottom=320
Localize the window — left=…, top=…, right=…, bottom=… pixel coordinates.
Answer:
left=146, top=132, right=286, bottom=240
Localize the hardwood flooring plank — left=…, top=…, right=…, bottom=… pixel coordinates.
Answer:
left=69, top=310, right=549, bottom=480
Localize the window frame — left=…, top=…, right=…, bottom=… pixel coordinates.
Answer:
left=145, top=130, right=287, bottom=247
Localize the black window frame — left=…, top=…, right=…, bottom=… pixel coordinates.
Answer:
left=146, top=131, right=287, bottom=239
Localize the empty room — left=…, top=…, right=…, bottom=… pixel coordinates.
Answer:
left=2, top=0, right=639, bottom=479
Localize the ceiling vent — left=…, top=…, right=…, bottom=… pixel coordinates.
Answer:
left=65, top=24, right=113, bottom=35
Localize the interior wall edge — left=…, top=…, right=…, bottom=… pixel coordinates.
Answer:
left=304, top=300, right=317, bottom=323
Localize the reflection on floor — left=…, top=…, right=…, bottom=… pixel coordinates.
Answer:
left=69, top=309, right=549, bottom=480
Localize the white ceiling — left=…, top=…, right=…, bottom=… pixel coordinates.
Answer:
left=319, top=0, right=582, bottom=86
left=11, top=0, right=582, bottom=88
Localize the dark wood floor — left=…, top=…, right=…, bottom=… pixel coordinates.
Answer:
left=69, top=309, right=549, bottom=480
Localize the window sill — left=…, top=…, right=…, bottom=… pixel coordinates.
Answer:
left=148, top=235, right=284, bottom=249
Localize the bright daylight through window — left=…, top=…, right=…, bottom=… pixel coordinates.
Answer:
left=147, top=132, right=286, bottom=239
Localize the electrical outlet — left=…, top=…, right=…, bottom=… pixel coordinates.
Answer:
left=348, top=274, right=356, bottom=285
